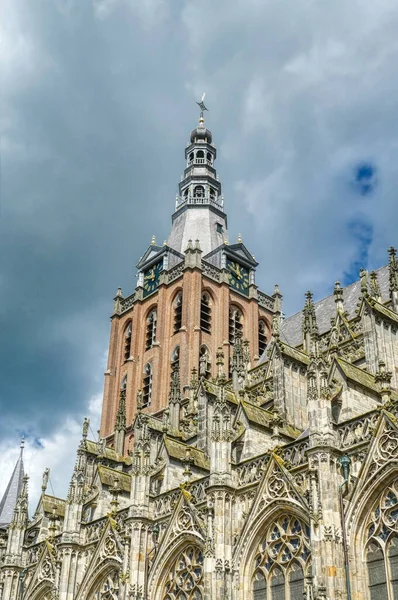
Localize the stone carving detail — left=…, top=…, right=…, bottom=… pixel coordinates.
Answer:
left=100, top=529, right=122, bottom=561
left=162, top=545, right=204, bottom=599
left=367, top=425, right=398, bottom=478
left=338, top=411, right=379, bottom=449
left=38, top=556, right=55, bottom=583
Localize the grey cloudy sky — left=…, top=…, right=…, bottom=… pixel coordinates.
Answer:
left=2, top=0, right=398, bottom=507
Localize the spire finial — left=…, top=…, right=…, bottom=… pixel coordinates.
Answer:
left=151, top=235, right=156, bottom=246
left=196, top=93, right=208, bottom=122
left=238, top=233, right=242, bottom=243
left=20, top=436, right=25, bottom=455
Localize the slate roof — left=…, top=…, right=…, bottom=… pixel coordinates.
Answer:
left=271, top=265, right=389, bottom=352
left=0, top=444, right=25, bottom=528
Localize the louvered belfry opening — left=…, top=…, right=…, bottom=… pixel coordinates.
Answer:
left=174, top=293, right=183, bottom=333
left=124, top=321, right=132, bottom=361
left=146, top=310, right=157, bottom=350
left=200, top=293, right=211, bottom=333
left=258, top=320, right=267, bottom=356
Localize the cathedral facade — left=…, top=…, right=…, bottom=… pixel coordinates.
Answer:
left=1, top=111, right=398, bottom=600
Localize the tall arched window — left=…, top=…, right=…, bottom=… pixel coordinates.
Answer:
left=124, top=321, right=132, bottom=361
left=252, top=515, right=310, bottom=599
left=365, top=479, right=398, bottom=599
left=229, top=306, right=243, bottom=345
left=173, top=293, right=183, bottom=333
left=163, top=546, right=204, bottom=599
left=194, top=185, right=205, bottom=199
left=142, top=363, right=152, bottom=407
left=146, top=309, right=157, bottom=350
left=200, top=293, right=211, bottom=333
left=258, top=320, right=267, bottom=356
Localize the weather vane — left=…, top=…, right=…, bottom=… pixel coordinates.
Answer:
left=196, top=93, right=208, bottom=119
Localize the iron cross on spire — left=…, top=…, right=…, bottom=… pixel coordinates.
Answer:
left=196, top=93, right=208, bottom=119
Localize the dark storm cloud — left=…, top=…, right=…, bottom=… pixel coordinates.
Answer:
left=2, top=0, right=398, bottom=468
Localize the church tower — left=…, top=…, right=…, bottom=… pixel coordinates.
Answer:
left=100, top=104, right=274, bottom=444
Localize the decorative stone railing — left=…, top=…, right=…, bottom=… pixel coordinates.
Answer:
left=202, top=262, right=221, bottom=282
left=337, top=410, right=380, bottom=449
left=152, top=489, right=181, bottom=518
left=278, top=438, right=309, bottom=468
left=257, top=291, right=274, bottom=311
left=167, top=262, right=184, bottom=283
left=120, top=293, right=136, bottom=313
left=235, top=454, right=270, bottom=487
left=83, top=518, right=107, bottom=544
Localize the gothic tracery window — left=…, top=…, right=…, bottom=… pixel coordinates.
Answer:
left=252, top=515, right=310, bottom=599
left=163, top=545, right=204, bottom=600
left=93, top=571, right=120, bottom=599
left=174, top=293, right=183, bottom=333
left=365, top=479, right=398, bottom=599
left=258, top=320, right=267, bottom=356
left=146, top=309, right=157, bottom=350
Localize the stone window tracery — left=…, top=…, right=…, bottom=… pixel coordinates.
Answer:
left=258, top=320, right=267, bottom=356
left=365, top=479, right=398, bottom=599
left=142, top=363, right=152, bottom=407
left=229, top=306, right=243, bottom=345
left=92, top=571, right=120, bottom=599
left=163, top=545, right=204, bottom=600
left=174, top=293, right=183, bottom=333
left=252, top=515, right=310, bottom=599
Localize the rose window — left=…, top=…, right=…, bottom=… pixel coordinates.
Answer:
left=163, top=545, right=204, bottom=600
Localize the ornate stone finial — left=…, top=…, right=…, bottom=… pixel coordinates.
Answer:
left=216, top=347, right=226, bottom=383
left=389, top=246, right=398, bottom=294
left=113, top=288, right=124, bottom=315
left=369, top=270, right=381, bottom=300
left=48, top=506, right=57, bottom=540
left=360, top=268, right=369, bottom=296
left=182, top=448, right=193, bottom=483
left=115, top=287, right=123, bottom=297
left=169, top=363, right=181, bottom=405
left=42, top=468, right=50, bottom=493
left=238, top=233, right=242, bottom=243
left=82, top=417, right=89, bottom=440
left=190, top=367, right=198, bottom=388
left=375, top=360, right=392, bottom=403
left=110, top=478, right=120, bottom=516
left=20, top=436, right=25, bottom=452
left=194, top=239, right=202, bottom=251
left=151, top=235, right=156, bottom=245
left=224, top=239, right=228, bottom=245
left=272, top=283, right=283, bottom=315
left=334, top=281, right=344, bottom=312
left=186, top=239, right=193, bottom=251
left=115, top=389, right=126, bottom=432
left=163, top=240, right=167, bottom=247
left=137, top=390, right=143, bottom=412
left=162, top=408, right=170, bottom=433
left=302, top=291, right=319, bottom=352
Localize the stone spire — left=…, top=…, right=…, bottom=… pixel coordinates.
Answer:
left=167, top=103, right=229, bottom=256
left=0, top=438, right=25, bottom=528
left=302, top=291, right=318, bottom=353
left=114, top=389, right=126, bottom=455
left=168, top=363, right=181, bottom=433
left=369, top=270, right=381, bottom=301
left=333, top=281, right=344, bottom=313
left=388, top=246, right=398, bottom=311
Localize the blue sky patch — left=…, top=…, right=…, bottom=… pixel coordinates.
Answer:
left=352, top=162, right=377, bottom=196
